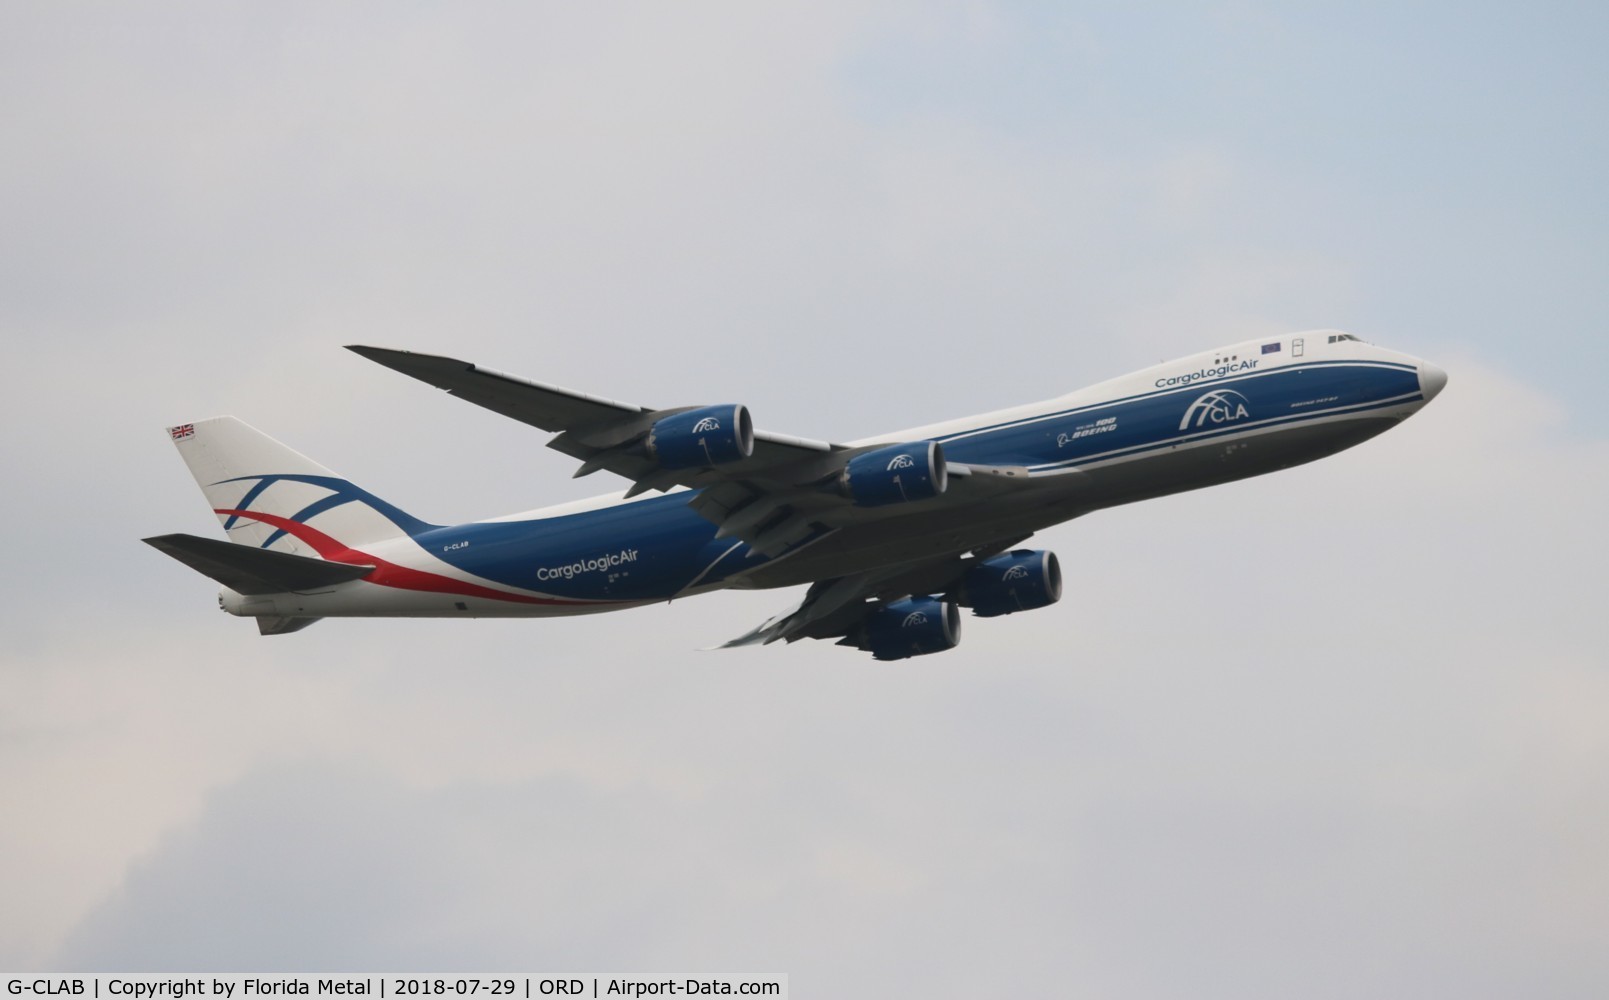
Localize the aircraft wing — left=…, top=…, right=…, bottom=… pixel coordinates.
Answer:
left=348, top=346, right=1035, bottom=556
left=718, top=535, right=1034, bottom=648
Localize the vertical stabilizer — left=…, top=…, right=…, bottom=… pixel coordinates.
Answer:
left=166, top=417, right=436, bottom=555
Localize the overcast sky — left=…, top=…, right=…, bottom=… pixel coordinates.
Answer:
left=3, top=3, right=1607, bottom=996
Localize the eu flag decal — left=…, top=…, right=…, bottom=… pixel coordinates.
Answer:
left=1261, top=342, right=1281, bottom=354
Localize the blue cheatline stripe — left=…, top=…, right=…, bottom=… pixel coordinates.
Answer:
left=221, top=478, right=276, bottom=529
left=1026, top=392, right=1423, bottom=473
left=934, top=361, right=1419, bottom=446
left=260, top=492, right=360, bottom=548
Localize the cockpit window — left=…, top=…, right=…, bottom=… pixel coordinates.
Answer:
left=1326, top=334, right=1362, bottom=344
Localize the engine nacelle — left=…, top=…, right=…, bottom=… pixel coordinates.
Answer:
left=840, top=441, right=947, bottom=507
left=647, top=404, right=754, bottom=470
left=856, top=596, right=962, bottom=660
left=959, top=549, right=1062, bottom=618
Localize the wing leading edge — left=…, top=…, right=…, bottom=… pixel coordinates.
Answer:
left=347, top=345, right=838, bottom=485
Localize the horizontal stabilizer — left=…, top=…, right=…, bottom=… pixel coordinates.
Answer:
left=143, top=533, right=373, bottom=595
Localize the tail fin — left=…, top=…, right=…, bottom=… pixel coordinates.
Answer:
left=165, top=416, right=437, bottom=555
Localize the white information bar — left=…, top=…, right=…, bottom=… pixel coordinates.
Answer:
left=1, top=977, right=787, bottom=1000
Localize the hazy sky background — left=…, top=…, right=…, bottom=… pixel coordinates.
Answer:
left=3, top=3, right=1606, bottom=996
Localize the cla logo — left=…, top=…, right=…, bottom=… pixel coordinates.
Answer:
left=901, top=611, right=928, bottom=627
left=691, top=416, right=721, bottom=433
left=887, top=454, right=916, bottom=471
left=1179, top=389, right=1251, bottom=430
left=1002, top=565, right=1029, bottom=582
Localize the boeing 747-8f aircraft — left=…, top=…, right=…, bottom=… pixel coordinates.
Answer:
left=147, top=332, right=1446, bottom=658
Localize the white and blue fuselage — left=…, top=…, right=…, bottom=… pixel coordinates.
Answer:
left=178, top=330, right=1442, bottom=641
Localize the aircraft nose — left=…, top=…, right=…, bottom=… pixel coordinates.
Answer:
left=1419, top=362, right=1448, bottom=403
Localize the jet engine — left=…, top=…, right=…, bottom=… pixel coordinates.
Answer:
left=958, top=549, right=1062, bottom=617
left=851, top=596, right=962, bottom=660
left=840, top=441, right=947, bottom=507
left=646, top=404, right=754, bottom=470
